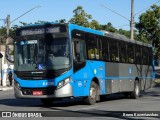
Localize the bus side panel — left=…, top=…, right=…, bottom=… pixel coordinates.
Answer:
left=133, top=64, right=153, bottom=90
left=72, top=61, right=105, bottom=97
left=141, top=65, right=153, bottom=90
left=87, top=61, right=106, bottom=95
left=105, top=62, right=120, bottom=94
left=105, top=62, right=153, bottom=94
left=119, top=63, right=134, bottom=92
left=105, top=62, right=134, bottom=94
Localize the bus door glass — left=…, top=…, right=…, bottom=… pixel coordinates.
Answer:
left=72, top=30, right=86, bottom=72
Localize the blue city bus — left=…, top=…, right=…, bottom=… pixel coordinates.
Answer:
left=11, top=23, right=154, bottom=105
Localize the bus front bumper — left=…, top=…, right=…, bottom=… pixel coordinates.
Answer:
left=14, top=83, right=73, bottom=99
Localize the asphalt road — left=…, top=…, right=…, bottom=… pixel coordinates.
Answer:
left=0, top=86, right=160, bottom=120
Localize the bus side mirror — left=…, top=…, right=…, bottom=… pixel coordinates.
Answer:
left=75, top=41, right=81, bottom=61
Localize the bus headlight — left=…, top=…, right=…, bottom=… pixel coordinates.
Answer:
left=14, top=80, right=21, bottom=90
left=57, top=78, right=70, bottom=89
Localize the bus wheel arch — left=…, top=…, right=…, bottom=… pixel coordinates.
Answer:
left=84, top=77, right=100, bottom=105
left=131, top=77, right=140, bottom=99
left=92, top=77, right=100, bottom=101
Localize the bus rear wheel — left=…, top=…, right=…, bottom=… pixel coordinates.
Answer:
left=131, top=81, right=140, bottom=99
left=84, top=81, right=98, bottom=105
left=41, top=98, right=54, bottom=106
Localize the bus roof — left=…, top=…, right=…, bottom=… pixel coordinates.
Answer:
left=17, top=22, right=60, bottom=28
left=102, top=30, right=152, bottom=47
left=16, top=22, right=152, bottom=48
left=69, top=23, right=152, bottom=48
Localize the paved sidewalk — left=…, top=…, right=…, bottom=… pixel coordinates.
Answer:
left=0, top=85, right=13, bottom=91
left=0, top=79, right=13, bottom=91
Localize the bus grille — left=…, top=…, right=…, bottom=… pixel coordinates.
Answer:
left=14, top=69, right=68, bottom=80
left=21, top=87, right=56, bottom=95
left=14, top=70, right=57, bottom=80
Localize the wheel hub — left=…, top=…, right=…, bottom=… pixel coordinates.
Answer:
left=135, top=85, right=139, bottom=96
left=90, top=87, right=96, bottom=99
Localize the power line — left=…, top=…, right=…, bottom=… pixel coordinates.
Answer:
left=134, top=0, right=160, bottom=16
left=99, top=3, right=130, bottom=22
left=99, top=1, right=133, bottom=39
left=11, top=6, right=41, bottom=24
left=99, top=0, right=160, bottom=39
left=115, top=24, right=130, bottom=28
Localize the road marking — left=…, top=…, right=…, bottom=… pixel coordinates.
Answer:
left=72, top=106, right=98, bottom=111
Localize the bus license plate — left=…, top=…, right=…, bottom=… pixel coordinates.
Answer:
left=33, top=90, right=43, bottom=95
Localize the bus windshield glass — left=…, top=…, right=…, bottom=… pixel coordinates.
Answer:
left=15, top=35, right=70, bottom=71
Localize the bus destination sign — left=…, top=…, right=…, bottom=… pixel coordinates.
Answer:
left=20, top=26, right=66, bottom=36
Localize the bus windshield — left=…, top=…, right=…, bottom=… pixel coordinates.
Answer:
left=15, top=35, right=70, bottom=71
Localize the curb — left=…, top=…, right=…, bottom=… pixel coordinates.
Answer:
left=0, top=87, right=13, bottom=91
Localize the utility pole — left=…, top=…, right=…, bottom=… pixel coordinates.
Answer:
left=130, top=0, right=134, bottom=40
left=100, top=2, right=134, bottom=40
left=1, top=6, right=41, bottom=86
left=6, top=15, right=10, bottom=37
left=101, top=0, right=159, bottom=40
left=2, top=15, right=11, bottom=86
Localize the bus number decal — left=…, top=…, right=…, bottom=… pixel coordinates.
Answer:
left=78, top=81, right=82, bottom=87
left=129, top=68, right=132, bottom=74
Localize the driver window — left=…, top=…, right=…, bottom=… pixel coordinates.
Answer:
left=74, top=41, right=85, bottom=61
left=72, top=30, right=86, bottom=62
left=72, top=30, right=86, bottom=72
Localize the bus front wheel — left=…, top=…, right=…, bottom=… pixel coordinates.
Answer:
left=84, top=81, right=98, bottom=105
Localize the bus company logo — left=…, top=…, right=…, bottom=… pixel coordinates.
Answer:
left=31, top=71, right=43, bottom=74
left=2, top=112, right=11, bottom=117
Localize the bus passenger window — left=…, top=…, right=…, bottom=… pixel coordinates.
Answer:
left=87, top=34, right=99, bottom=60
left=102, top=37, right=109, bottom=61
left=148, top=48, right=152, bottom=65
left=119, top=42, right=127, bottom=63
left=127, top=44, right=135, bottom=63
left=142, top=47, right=148, bottom=65
left=135, top=45, right=142, bottom=64
left=109, top=39, right=119, bottom=62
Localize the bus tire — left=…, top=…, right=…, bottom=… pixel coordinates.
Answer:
left=84, top=81, right=98, bottom=105
left=40, top=98, right=54, bottom=106
left=131, top=81, right=140, bottom=99
left=124, top=92, right=132, bottom=99
left=100, top=95, right=107, bottom=101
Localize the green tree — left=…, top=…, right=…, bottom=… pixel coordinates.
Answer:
left=101, top=22, right=117, bottom=32
left=0, top=27, right=15, bottom=44
left=90, top=20, right=101, bottom=30
left=69, top=6, right=92, bottom=27
left=0, top=27, right=6, bottom=44
left=55, top=19, right=66, bottom=23
left=117, top=28, right=130, bottom=38
left=136, top=5, right=160, bottom=59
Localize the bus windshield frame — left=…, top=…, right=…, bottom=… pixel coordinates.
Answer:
left=14, top=24, right=71, bottom=71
